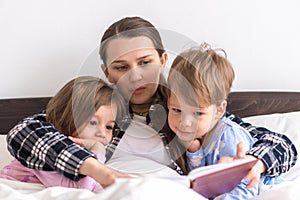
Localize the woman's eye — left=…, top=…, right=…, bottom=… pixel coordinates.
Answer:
left=140, top=60, right=150, bottom=66
left=115, top=65, right=128, bottom=71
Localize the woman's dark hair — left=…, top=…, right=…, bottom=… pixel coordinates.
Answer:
left=99, top=16, right=165, bottom=66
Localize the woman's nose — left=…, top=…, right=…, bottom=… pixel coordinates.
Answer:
left=129, top=67, right=142, bottom=82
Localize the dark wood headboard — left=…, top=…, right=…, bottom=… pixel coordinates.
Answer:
left=227, top=92, right=300, bottom=117
left=0, top=97, right=51, bottom=134
left=1, top=92, right=300, bottom=134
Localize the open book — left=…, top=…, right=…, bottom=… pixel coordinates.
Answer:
left=187, top=157, right=258, bottom=198
left=111, top=156, right=258, bottom=199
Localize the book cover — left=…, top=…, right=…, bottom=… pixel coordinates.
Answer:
left=187, top=157, right=258, bottom=198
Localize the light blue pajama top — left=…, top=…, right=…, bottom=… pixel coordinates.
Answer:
left=187, top=117, right=282, bottom=200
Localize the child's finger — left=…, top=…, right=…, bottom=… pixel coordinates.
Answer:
left=236, top=142, right=246, bottom=159
left=218, top=156, right=234, bottom=164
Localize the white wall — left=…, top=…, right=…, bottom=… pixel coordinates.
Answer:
left=1, top=0, right=300, bottom=99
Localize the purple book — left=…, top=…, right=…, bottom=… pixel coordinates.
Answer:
left=188, top=158, right=258, bottom=198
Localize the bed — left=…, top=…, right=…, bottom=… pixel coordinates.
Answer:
left=0, top=91, right=299, bottom=200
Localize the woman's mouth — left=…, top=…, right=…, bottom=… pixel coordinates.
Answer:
left=132, top=87, right=146, bottom=95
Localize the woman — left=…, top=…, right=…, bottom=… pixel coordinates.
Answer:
left=7, top=16, right=297, bottom=188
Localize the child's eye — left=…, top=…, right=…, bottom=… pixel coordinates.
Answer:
left=89, top=120, right=98, bottom=126
left=193, top=111, right=204, bottom=117
left=105, top=125, right=113, bottom=130
left=171, top=108, right=182, bottom=113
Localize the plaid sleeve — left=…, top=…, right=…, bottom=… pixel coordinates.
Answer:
left=225, top=111, right=297, bottom=176
left=6, top=112, right=95, bottom=181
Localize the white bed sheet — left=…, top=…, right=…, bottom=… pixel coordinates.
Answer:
left=0, top=111, right=299, bottom=200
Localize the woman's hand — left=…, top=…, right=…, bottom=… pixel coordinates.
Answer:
left=70, top=136, right=131, bottom=187
left=80, top=157, right=131, bottom=188
left=218, top=142, right=266, bottom=188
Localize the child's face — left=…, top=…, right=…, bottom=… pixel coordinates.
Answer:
left=78, top=105, right=114, bottom=145
left=168, top=93, right=219, bottom=147
left=102, top=36, right=166, bottom=105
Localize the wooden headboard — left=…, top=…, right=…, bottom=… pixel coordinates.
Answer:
left=227, top=92, right=300, bottom=117
left=0, top=97, right=51, bottom=134
left=1, top=92, right=300, bottom=134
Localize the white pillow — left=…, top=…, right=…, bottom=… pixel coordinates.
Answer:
left=243, top=111, right=300, bottom=181
left=0, top=134, right=13, bottom=169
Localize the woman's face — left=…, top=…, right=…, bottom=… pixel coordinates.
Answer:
left=102, top=36, right=167, bottom=105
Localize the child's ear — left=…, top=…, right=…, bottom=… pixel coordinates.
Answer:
left=101, top=64, right=113, bottom=82
left=216, top=100, right=227, bottom=118
left=167, top=96, right=171, bottom=109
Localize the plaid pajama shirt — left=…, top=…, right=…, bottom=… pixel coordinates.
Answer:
left=6, top=111, right=297, bottom=181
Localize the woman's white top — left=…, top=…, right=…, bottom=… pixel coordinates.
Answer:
left=106, top=114, right=174, bottom=175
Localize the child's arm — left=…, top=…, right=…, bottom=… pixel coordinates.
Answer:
left=217, top=179, right=259, bottom=200
left=217, top=126, right=259, bottom=199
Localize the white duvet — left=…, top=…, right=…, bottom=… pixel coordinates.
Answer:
left=1, top=111, right=300, bottom=200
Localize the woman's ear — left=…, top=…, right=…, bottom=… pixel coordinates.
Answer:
left=160, top=52, right=168, bottom=68
left=216, top=100, right=227, bottom=118
left=101, top=64, right=113, bottom=82
left=101, top=64, right=108, bottom=77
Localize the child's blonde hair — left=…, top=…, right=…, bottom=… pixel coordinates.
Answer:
left=46, top=76, right=123, bottom=137
left=168, top=43, right=235, bottom=107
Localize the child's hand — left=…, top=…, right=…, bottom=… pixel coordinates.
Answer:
left=90, top=142, right=106, bottom=156
left=69, top=136, right=106, bottom=157
left=218, top=142, right=266, bottom=188
left=187, top=138, right=201, bottom=153
left=68, top=136, right=93, bottom=149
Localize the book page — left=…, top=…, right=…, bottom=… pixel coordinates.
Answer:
left=188, top=157, right=258, bottom=198
left=188, top=157, right=257, bottom=180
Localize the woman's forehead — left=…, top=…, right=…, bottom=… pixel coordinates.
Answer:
left=105, top=36, right=156, bottom=65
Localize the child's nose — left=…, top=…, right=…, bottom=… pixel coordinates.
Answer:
left=179, top=114, right=193, bottom=129
left=95, top=127, right=106, bottom=138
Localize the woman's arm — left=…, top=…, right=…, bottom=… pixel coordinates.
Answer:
left=225, top=111, right=298, bottom=176
left=6, top=112, right=96, bottom=181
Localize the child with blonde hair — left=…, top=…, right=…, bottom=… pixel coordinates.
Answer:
left=167, top=43, right=282, bottom=199
left=1, top=76, right=126, bottom=191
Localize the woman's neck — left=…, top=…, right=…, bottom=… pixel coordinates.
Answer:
left=131, top=102, right=152, bottom=116
left=130, top=94, right=157, bottom=116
